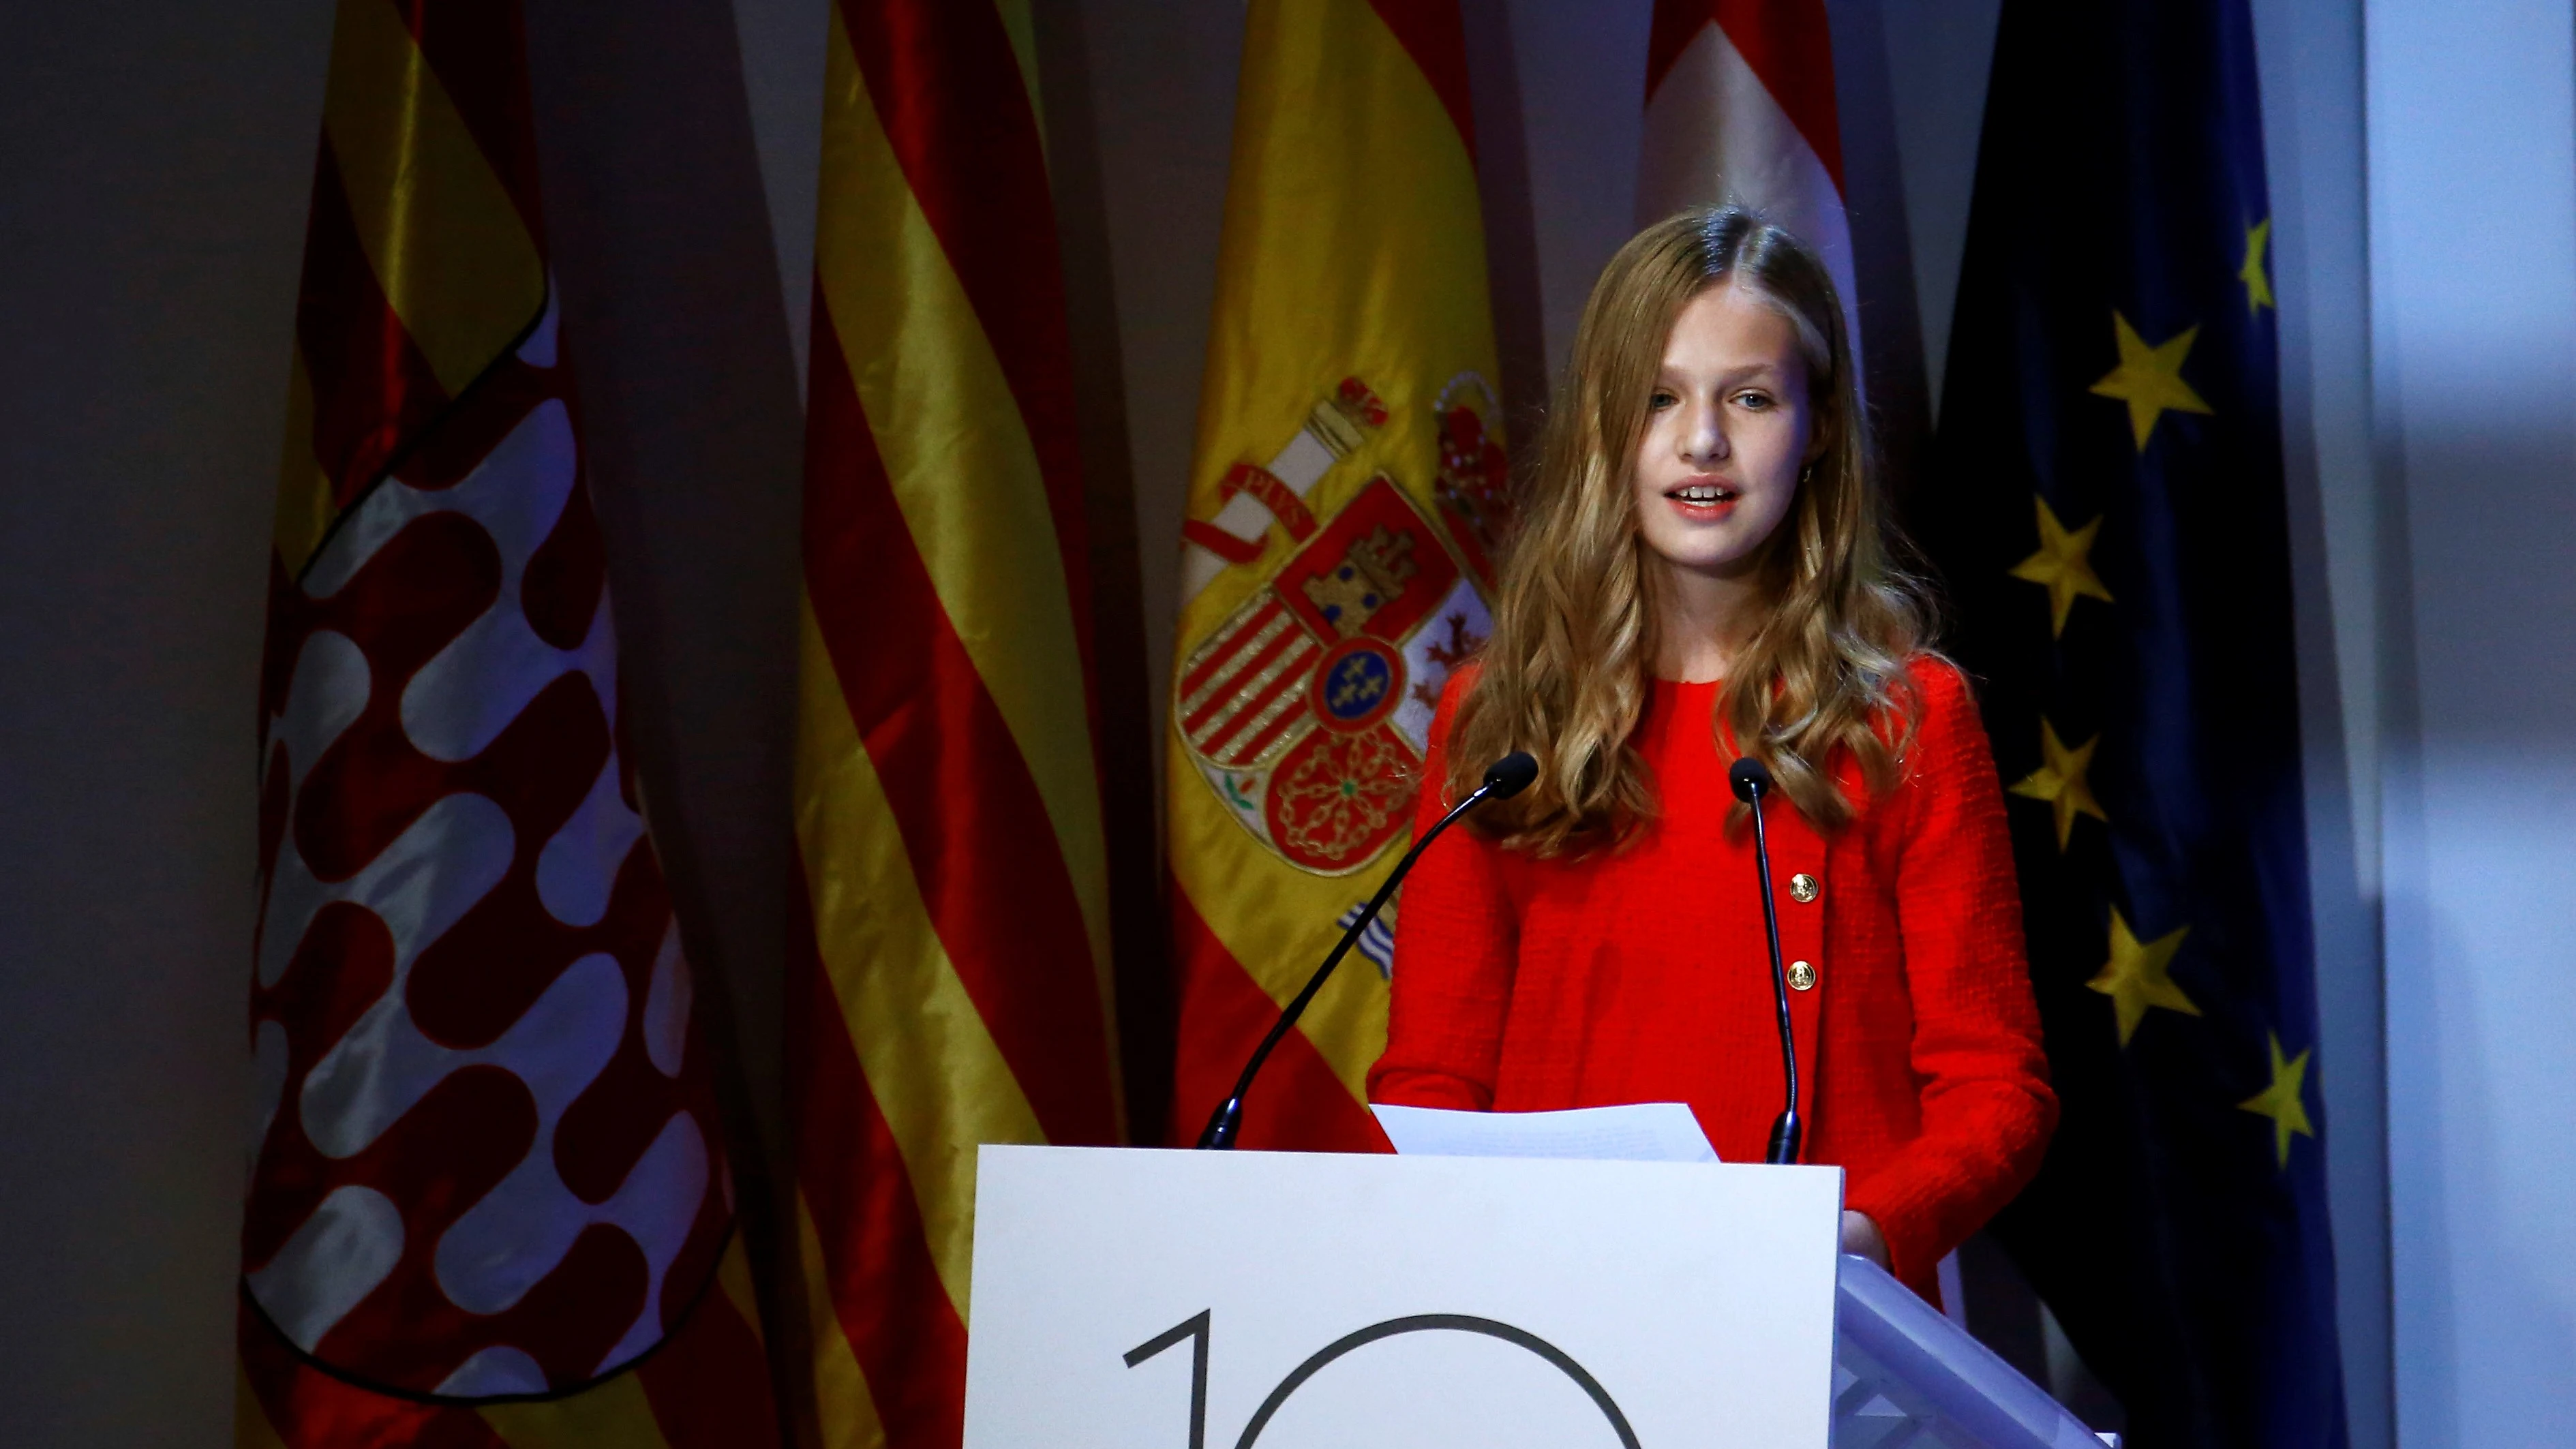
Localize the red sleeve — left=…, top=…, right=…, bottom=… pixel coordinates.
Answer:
left=1367, top=667, right=1517, bottom=1110
left=1841, top=660, right=2059, bottom=1286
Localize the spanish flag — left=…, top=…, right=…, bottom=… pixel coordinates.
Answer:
left=240, top=0, right=777, bottom=1444
left=788, top=1, right=1123, bottom=1445
left=1167, top=0, right=1507, bottom=1150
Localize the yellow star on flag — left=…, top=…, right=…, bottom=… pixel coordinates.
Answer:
left=2237, top=1032, right=2316, bottom=1168
left=2088, top=908, right=2197, bottom=1047
left=2010, top=494, right=2115, bottom=637
left=2090, top=311, right=2213, bottom=451
left=2010, top=718, right=2108, bottom=851
left=2239, top=217, right=2275, bottom=314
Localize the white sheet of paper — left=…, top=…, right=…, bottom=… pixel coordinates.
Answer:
left=1371, top=1101, right=1721, bottom=1163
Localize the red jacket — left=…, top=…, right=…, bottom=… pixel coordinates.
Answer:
left=1369, top=658, right=2057, bottom=1298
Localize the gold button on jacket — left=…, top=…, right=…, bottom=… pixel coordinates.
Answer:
left=1789, top=872, right=1820, bottom=904
left=1787, top=960, right=1817, bottom=991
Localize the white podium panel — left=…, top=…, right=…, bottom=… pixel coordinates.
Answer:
left=964, top=1145, right=1843, bottom=1449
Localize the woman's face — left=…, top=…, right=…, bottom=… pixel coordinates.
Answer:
left=1630, top=282, right=1818, bottom=583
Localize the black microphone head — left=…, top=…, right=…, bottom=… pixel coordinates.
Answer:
left=1482, top=751, right=1539, bottom=799
left=1728, top=757, right=1773, bottom=803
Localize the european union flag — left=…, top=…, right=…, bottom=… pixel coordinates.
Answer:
left=1913, top=1, right=2346, bottom=1444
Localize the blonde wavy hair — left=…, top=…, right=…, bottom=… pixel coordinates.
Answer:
left=1447, top=206, right=1934, bottom=852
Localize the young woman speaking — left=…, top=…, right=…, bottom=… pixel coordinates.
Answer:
left=1369, top=207, right=2057, bottom=1303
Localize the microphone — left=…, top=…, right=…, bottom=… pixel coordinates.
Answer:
left=1728, top=757, right=1803, bottom=1165
left=1196, top=750, right=1539, bottom=1150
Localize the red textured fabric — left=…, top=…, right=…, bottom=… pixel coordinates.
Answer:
left=1370, top=659, right=2056, bottom=1299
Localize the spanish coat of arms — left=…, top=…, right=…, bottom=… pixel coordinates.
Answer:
left=1176, top=373, right=1509, bottom=875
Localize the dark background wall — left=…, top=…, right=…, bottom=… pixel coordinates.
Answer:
left=1, top=3, right=331, bottom=1441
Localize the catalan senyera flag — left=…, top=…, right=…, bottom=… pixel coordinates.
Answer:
left=1636, top=0, right=1862, bottom=374
left=1166, top=0, right=1509, bottom=1150
left=788, top=1, right=1123, bottom=1445
left=239, top=1, right=778, bottom=1445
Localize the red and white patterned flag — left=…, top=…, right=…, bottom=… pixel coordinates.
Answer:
left=238, top=1, right=775, bottom=1442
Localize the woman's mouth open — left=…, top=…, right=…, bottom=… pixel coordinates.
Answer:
left=1665, top=481, right=1740, bottom=519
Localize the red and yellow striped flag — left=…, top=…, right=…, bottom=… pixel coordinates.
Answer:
left=1166, top=0, right=1509, bottom=1149
left=788, top=1, right=1123, bottom=1444
left=239, top=1, right=778, bottom=1444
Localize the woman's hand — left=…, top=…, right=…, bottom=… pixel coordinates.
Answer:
left=1840, top=1210, right=1890, bottom=1270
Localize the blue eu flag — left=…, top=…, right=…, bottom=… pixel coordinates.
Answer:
left=1913, top=1, right=2347, bottom=1444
